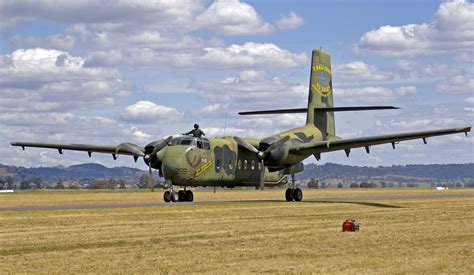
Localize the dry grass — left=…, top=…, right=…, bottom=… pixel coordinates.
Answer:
left=0, top=189, right=473, bottom=273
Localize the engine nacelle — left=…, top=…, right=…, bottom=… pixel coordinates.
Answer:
left=283, top=162, right=304, bottom=175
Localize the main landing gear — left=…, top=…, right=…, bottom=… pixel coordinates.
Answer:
left=163, top=189, right=194, bottom=203
left=285, top=173, right=303, bottom=202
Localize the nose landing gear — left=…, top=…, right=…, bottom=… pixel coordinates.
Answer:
left=163, top=189, right=194, bottom=203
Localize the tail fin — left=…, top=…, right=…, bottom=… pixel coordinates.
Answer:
left=307, top=49, right=335, bottom=139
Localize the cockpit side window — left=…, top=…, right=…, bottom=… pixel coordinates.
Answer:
left=203, top=142, right=210, bottom=150
left=169, top=138, right=178, bottom=146
left=180, top=139, right=193, bottom=145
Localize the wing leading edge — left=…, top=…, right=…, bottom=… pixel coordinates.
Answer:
left=289, top=127, right=471, bottom=158
left=10, top=141, right=144, bottom=161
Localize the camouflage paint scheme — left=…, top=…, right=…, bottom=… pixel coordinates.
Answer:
left=157, top=136, right=286, bottom=187
left=11, top=49, right=471, bottom=189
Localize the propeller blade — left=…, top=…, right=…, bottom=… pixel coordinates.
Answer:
left=259, top=159, right=265, bottom=190
left=263, top=135, right=289, bottom=155
left=115, top=143, right=145, bottom=156
left=233, top=136, right=259, bottom=153
left=148, top=162, right=154, bottom=192
left=151, top=136, right=173, bottom=155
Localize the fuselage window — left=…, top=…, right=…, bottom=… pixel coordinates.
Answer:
left=243, top=160, right=248, bottom=170
left=237, top=160, right=242, bottom=170
left=251, top=160, right=255, bottom=170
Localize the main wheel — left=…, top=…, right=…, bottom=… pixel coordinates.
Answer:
left=285, top=188, right=294, bottom=201
left=171, top=191, right=179, bottom=202
left=163, top=191, right=171, bottom=203
left=185, top=190, right=194, bottom=202
left=293, top=188, right=303, bottom=201
left=178, top=190, right=185, bottom=202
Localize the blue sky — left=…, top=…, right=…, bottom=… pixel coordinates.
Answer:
left=0, top=0, right=472, bottom=169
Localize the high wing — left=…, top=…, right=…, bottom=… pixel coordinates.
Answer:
left=10, top=141, right=145, bottom=161
left=289, top=127, right=471, bottom=158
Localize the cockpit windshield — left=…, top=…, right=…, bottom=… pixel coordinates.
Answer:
left=169, top=137, right=210, bottom=150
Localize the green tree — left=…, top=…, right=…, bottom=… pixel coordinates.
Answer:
left=55, top=181, right=65, bottom=189
left=32, top=178, right=43, bottom=189
left=19, top=181, right=30, bottom=190
left=307, top=178, right=319, bottom=189
left=350, top=183, right=359, bottom=188
left=118, top=179, right=126, bottom=189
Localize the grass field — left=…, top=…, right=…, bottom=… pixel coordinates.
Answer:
left=1, top=189, right=473, bottom=273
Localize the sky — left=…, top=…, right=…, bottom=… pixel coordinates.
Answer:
left=0, top=0, right=473, bottom=169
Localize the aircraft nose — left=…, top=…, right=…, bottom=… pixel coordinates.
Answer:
left=161, top=157, right=179, bottom=179
left=160, top=147, right=183, bottom=180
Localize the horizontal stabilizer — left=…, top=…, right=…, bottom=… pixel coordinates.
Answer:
left=239, top=106, right=399, bottom=115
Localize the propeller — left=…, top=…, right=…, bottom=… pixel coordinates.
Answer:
left=233, top=135, right=289, bottom=190
left=116, top=136, right=173, bottom=192
left=143, top=136, right=172, bottom=192
left=148, top=161, right=154, bottom=192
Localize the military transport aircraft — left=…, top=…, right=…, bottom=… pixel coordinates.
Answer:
left=11, top=49, right=471, bottom=203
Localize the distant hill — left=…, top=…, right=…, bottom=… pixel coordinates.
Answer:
left=297, top=163, right=474, bottom=180
left=0, top=163, right=144, bottom=182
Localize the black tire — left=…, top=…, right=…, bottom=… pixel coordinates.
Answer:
left=163, top=191, right=171, bottom=203
left=294, top=188, right=303, bottom=201
left=285, top=188, right=294, bottom=201
left=171, top=191, right=179, bottom=202
left=178, top=190, right=185, bottom=202
left=185, top=190, right=194, bottom=202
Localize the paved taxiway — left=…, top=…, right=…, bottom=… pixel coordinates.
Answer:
left=1, top=193, right=472, bottom=212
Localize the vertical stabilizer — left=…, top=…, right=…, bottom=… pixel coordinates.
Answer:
left=307, top=49, right=335, bottom=139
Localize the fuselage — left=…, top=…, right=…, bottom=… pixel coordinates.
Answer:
left=155, top=123, right=324, bottom=187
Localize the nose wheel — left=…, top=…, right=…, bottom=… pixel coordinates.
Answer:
left=163, top=190, right=194, bottom=203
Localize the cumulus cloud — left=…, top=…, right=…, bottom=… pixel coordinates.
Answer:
left=395, top=86, right=417, bottom=96
left=196, top=0, right=274, bottom=35
left=355, top=0, right=474, bottom=56
left=3, top=1, right=306, bottom=72
left=333, top=61, right=395, bottom=83
left=2, top=0, right=281, bottom=36
left=436, top=74, right=474, bottom=93
left=192, top=71, right=306, bottom=108
left=1, top=1, right=203, bottom=31
left=10, top=34, right=76, bottom=50
left=198, top=43, right=307, bottom=68
left=275, top=11, right=304, bottom=30
left=86, top=42, right=307, bottom=69
left=120, top=101, right=183, bottom=123
left=336, top=86, right=416, bottom=103
left=465, top=97, right=474, bottom=105
left=0, top=48, right=131, bottom=112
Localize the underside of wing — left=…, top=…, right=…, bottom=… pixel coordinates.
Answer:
left=290, top=127, right=471, bottom=158
left=10, top=141, right=145, bottom=161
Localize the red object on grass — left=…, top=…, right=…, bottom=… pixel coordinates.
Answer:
left=342, top=219, right=360, bottom=232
